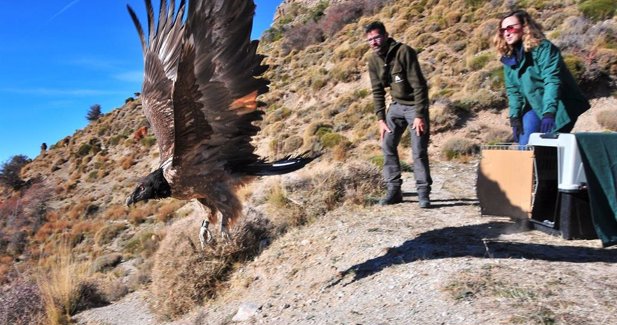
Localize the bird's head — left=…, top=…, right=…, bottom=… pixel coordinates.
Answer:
left=126, top=168, right=171, bottom=206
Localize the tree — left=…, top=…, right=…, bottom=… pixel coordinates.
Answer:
left=0, top=155, right=31, bottom=190
left=86, top=104, right=103, bottom=122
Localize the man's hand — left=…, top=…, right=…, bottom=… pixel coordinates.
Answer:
left=411, top=117, right=425, bottom=136
left=378, top=120, right=391, bottom=142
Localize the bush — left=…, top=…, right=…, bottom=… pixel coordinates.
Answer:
left=468, top=52, right=492, bottom=70
left=282, top=21, right=324, bottom=52
left=0, top=155, right=31, bottom=190
left=321, top=0, right=364, bottom=37
left=91, top=253, right=123, bottom=273
left=442, top=137, right=480, bottom=160
left=563, top=54, right=586, bottom=81
left=76, top=143, right=92, bottom=157
left=596, top=110, right=617, bottom=131
left=151, top=215, right=272, bottom=320
left=369, top=155, right=412, bottom=172
left=431, top=99, right=460, bottom=133
left=488, top=67, right=505, bottom=91
left=282, top=135, right=304, bottom=153
left=94, top=223, right=127, bottom=247
left=320, top=132, right=349, bottom=148
left=124, top=231, right=160, bottom=258
left=578, top=0, right=617, bottom=22
left=262, top=26, right=283, bottom=42
left=0, top=279, right=46, bottom=325
left=140, top=135, right=157, bottom=147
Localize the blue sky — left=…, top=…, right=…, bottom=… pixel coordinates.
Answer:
left=0, top=0, right=281, bottom=164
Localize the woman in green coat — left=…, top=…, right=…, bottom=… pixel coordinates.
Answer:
left=493, top=10, right=590, bottom=145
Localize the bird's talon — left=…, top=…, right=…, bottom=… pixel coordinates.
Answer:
left=199, top=220, right=212, bottom=249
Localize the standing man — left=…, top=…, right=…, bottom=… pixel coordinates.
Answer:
left=365, top=21, right=432, bottom=208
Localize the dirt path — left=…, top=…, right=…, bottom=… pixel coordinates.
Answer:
left=74, top=94, right=617, bottom=324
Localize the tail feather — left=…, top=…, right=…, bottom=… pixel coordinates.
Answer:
left=242, top=154, right=318, bottom=176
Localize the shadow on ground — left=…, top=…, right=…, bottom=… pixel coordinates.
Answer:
left=326, top=221, right=617, bottom=288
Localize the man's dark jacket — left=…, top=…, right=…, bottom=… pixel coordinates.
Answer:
left=367, top=38, right=429, bottom=121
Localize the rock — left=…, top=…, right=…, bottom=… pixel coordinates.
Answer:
left=232, top=302, right=261, bottom=322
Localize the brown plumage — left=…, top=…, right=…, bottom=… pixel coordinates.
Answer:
left=125, top=0, right=315, bottom=245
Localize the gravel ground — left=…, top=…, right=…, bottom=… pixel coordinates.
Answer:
left=74, top=97, right=617, bottom=325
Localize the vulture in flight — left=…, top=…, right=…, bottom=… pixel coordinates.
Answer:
left=125, top=0, right=315, bottom=246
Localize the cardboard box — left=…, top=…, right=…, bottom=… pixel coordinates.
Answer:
left=476, top=145, right=534, bottom=219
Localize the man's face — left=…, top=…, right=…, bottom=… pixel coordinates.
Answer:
left=366, top=29, right=387, bottom=53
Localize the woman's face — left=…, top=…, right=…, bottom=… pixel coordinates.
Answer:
left=501, top=16, right=523, bottom=45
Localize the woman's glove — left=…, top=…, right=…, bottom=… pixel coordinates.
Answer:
left=510, top=117, right=522, bottom=143
left=541, top=113, right=556, bottom=133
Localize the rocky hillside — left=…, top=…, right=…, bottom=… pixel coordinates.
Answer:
left=1, top=0, right=616, bottom=324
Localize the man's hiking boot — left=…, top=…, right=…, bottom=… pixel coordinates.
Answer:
left=379, top=188, right=403, bottom=205
left=419, top=196, right=431, bottom=208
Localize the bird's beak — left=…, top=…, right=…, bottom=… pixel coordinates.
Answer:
left=126, top=195, right=134, bottom=206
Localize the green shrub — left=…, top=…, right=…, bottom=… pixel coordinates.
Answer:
left=94, top=223, right=128, bottom=247
left=578, top=0, right=617, bottom=22
left=77, top=144, right=92, bottom=157
left=109, top=135, right=126, bottom=146
left=315, top=125, right=334, bottom=137
left=320, top=132, right=348, bottom=148
left=141, top=136, right=157, bottom=147
left=97, top=126, right=109, bottom=136
left=270, top=106, right=292, bottom=122
left=489, top=67, right=505, bottom=91
left=368, top=155, right=412, bottom=172
left=442, top=137, right=479, bottom=160
left=262, top=26, right=283, bottom=42
left=464, top=0, right=488, bottom=8
left=468, top=53, right=492, bottom=71
left=124, top=231, right=159, bottom=258
left=563, top=54, right=586, bottom=81
left=354, top=88, right=370, bottom=98
left=87, top=171, right=99, bottom=181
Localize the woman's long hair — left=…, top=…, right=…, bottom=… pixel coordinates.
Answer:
left=493, top=10, right=545, bottom=56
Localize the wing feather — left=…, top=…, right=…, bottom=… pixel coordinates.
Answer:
left=129, top=0, right=270, bottom=180
left=171, top=0, right=269, bottom=175
left=128, top=0, right=186, bottom=163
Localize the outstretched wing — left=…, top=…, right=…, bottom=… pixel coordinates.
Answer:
left=128, top=0, right=269, bottom=176
left=128, top=0, right=186, bottom=162
left=173, top=0, right=269, bottom=177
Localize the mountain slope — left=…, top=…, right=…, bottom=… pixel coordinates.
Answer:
left=1, top=0, right=616, bottom=323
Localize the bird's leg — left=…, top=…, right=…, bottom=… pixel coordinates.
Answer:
left=199, top=219, right=213, bottom=249
left=196, top=201, right=215, bottom=249
left=220, top=214, right=231, bottom=243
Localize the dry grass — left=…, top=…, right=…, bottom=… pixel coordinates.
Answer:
left=151, top=214, right=271, bottom=320
left=441, top=136, right=480, bottom=160
left=119, top=155, right=135, bottom=170
left=596, top=109, right=617, bottom=131
left=94, top=222, right=128, bottom=247
left=102, top=204, right=129, bottom=220
left=441, top=262, right=613, bottom=325
left=261, top=160, right=383, bottom=227
left=36, top=244, right=104, bottom=325
left=431, top=99, right=460, bottom=133
left=155, top=200, right=186, bottom=223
